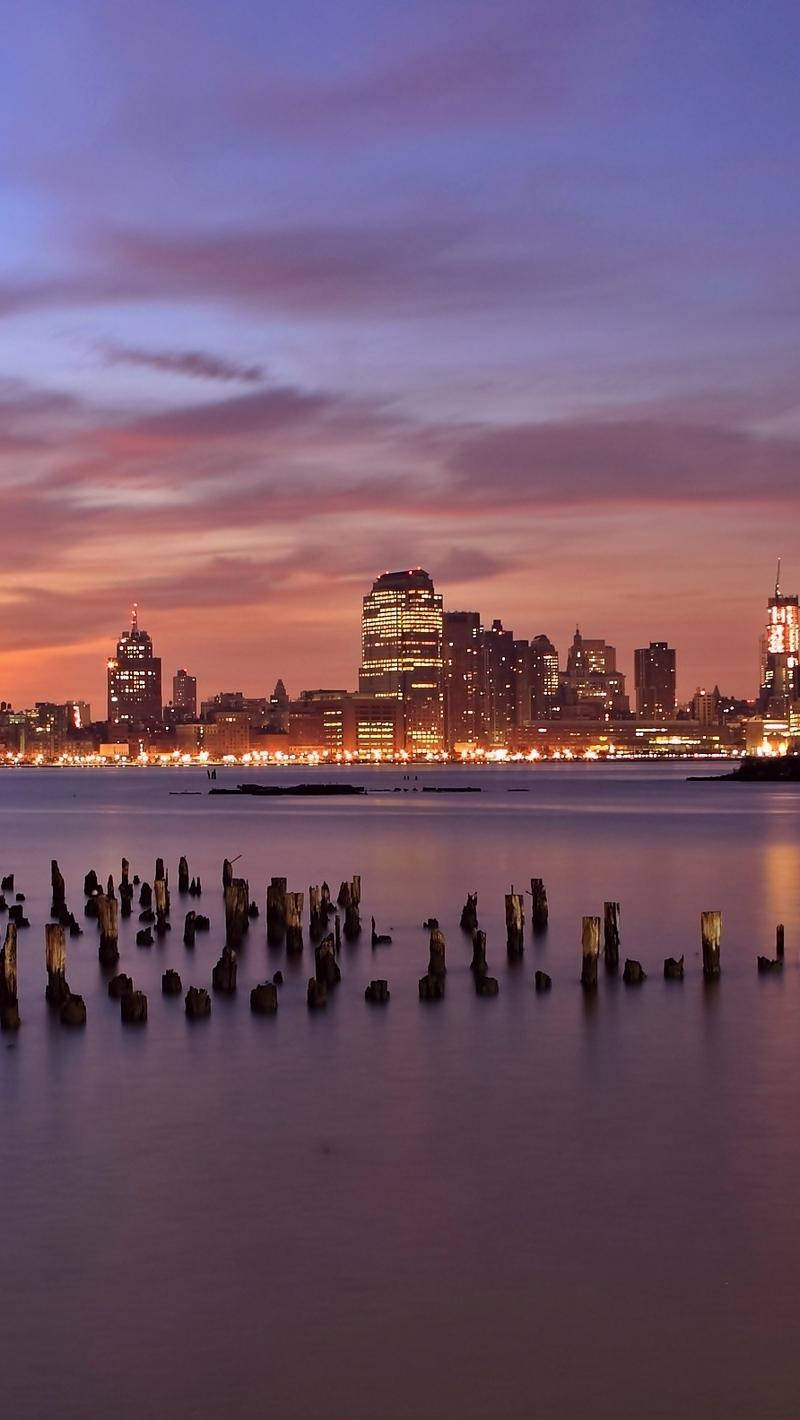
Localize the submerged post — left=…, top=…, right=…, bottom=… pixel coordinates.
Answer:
left=505, top=892, right=524, bottom=959
left=581, top=916, right=600, bottom=990
left=178, top=856, right=190, bottom=895
left=0, top=922, right=20, bottom=1030
left=530, top=878, right=548, bottom=934
left=460, top=893, right=478, bottom=933
left=51, top=860, right=66, bottom=919
left=285, top=892, right=304, bottom=953
left=96, top=894, right=120, bottom=966
left=267, top=877, right=287, bottom=945
left=604, top=902, right=620, bottom=970
left=701, top=911, right=722, bottom=980
left=777, top=924, right=785, bottom=962
left=45, top=923, right=70, bottom=1006
left=225, top=878, right=250, bottom=949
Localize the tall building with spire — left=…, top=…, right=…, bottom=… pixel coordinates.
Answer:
left=359, top=569, right=444, bottom=753
left=760, top=561, right=800, bottom=713
left=107, top=604, right=162, bottom=732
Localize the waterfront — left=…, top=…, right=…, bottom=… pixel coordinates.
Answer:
left=2, top=762, right=800, bottom=1419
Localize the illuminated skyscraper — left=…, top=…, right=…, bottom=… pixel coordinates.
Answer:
left=530, top=635, right=560, bottom=717
left=172, top=669, right=197, bottom=721
left=359, top=569, right=444, bottom=753
left=107, top=605, right=162, bottom=731
left=634, top=642, right=676, bottom=720
left=443, top=611, right=482, bottom=750
left=760, top=563, right=800, bottom=712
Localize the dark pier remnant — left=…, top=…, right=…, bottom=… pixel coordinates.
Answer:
left=757, top=955, right=782, bottom=973
left=581, top=916, right=600, bottom=990
left=604, top=902, right=621, bottom=971
left=285, top=892, right=304, bottom=953
left=339, top=877, right=361, bottom=941
left=315, top=933, right=341, bottom=988
left=701, top=911, right=722, bottom=981
left=460, top=893, right=478, bottom=933
left=184, top=911, right=196, bottom=948
left=108, top=973, right=133, bottom=999
left=309, top=885, right=325, bottom=941
left=121, top=990, right=147, bottom=1025
left=531, top=878, right=549, bottom=934
left=248, top=899, right=259, bottom=920
left=106, top=874, right=115, bottom=900
left=136, top=928, right=154, bottom=947
left=470, top=929, right=487, bottom=978
left=777, top=924, right=785, bottom=962
left=321, top=881, right=333, bottom=922
left=419, top=972, right=445, bottom=1001
left=155, top=858, right=166, bottom=885
left=1, top=873, right=13, bottom=893
left=154, top=877, right=170, bottom=937
left=162, top=969, right=183, bottom=995
left=139, top=881, right=153, bottom=911
left=212, top=946, right=238, bottom=993
left=195, top=915, right=210, bottom=932
left=371, top=918, right=392, bottom=948
left=365, top=979, right=390, bottom=1004
left=534, top=970, right=552, bottom=991
left=475, top=974, right=499, bottom=997
left=51, top=860, right=66, bottom=919
left=120, top=859, right=133, bottom=918
left=185, top=986, right=211, bottom=1019
left=622, top=958, right=646, bottom=984
left=505, top=892, right=524, bottom=959
left=0, top=922, right=20, bottom=1030
left=428, top=927, right=447, bottom=979
left=251, top=981, right=278, bottom=1014
left=189, top=877, right=202, bottom=897
left=97, top=894, right=120, bottom=966
left=267, top=877, right=287, bottom=945
left=60, top=994, right=86, bottom=1028
left=225, top=878, right=250, bottom=950
left=334, top=914, right=341, bottom=953
left=45, top=923, right=70, bottom=1007
left=178, top=856, right=190, bottom=895
left=9, top=903, right=30, bottom=929
left=222, top=858, right=233, bottom=892
left=664, top=956, right=684, bottom=980
left=307, top=977, right=327, bottom=1009
left=83, top=869, right=99, bottom=898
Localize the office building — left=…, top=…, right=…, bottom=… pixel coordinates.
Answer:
left=359, top=569, right=444, bottom=753
left=760, top=564, right=800, bottom=713
left=107, top=605, right=162, bottom=731
left=443, top=611, right=483, bottom=750
left=172, top=669, right=197, bottom=721
left=634, top=642, right=677, bottom=720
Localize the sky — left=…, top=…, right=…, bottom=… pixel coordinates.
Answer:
left=1, top=0, right=798, bottom=711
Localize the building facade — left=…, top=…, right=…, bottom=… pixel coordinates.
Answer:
left=107, top=606, right=162, bottom=731
left=172, top=669, right=197, bottom=721
left=359, top=569, right=444, bottom=753
left=760, top=567, right=800, bottom=713
left=443, top=611, right=482, bottom=750
left=634, top=642, right=677, bottom=719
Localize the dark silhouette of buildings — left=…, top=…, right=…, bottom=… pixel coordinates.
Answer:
left=107, top=605, right=162, bottom=732
left=634, top=642, right=677, bottom=720
left=172, top=669, right=197, bottom=721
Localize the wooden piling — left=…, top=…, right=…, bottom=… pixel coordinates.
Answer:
left=225, top=878, right=250, bottom=949
left=339, top=878, right=361, bottom=941
left=0, top=922, right=20, bottom=1030
left=531, top=878, right=548, bottom=933
left=309, top=885, right=325, bottom=940
left=267, top=877, right=287, bottom=945
left=222, top=858, right=233, bottom=891
left=460, top=892, right=478, bottom=933
left=96, top=894, right=119, bottom=965
left=178, top=856, right=190, bottom=894
left=50, top=860, right=66, bottom=919
left=581, top=916, right=600, bottom=990
left=470, top=929, right=487, bottom=977
left=777, top=924, right=785, bottom=962
left=212, top=946, right=238, bottom=993
left=701, top=911, right=722, bottom=980
left=664, top=955, right=684, bottom=980
left=505, top=892, right=524, bottom=959
left=315, top=933, right=341, bottom=986
left=183, top=911, right=196, bottom=948
left=428, top=928, right=447, bottom=978
left=285, top=892, right=304, bottom=953
left=45, top=923, right=70, bottom=1006
left=604, top=901, right=620, bottom=970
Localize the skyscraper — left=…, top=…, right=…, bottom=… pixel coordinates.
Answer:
left=481, top=619, right=516, bottom=746
left=359, top=569, right=444, bottom=753
left=172, top=669, right=197, bottom=721
left=107, top=605, right=162, bottom=732
left=634, top=642, right=677, bottom=719
left=760, top=563, right=800, bottom=713
left=443, top=611, right=482, bottom=750
left=529, top=635, right=560, bottom=718
left=561, top=628, right=630, bottom=718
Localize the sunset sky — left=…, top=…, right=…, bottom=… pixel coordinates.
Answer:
left=1, top=0, right=798, bottom=711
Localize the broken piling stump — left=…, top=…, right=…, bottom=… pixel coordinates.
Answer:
left=664, top=956, right=684, bottom=980
left=162, top=969, right=182, bottom=995
left=222, top=858, right=233, bottom=892
left=178, top=856, right=190, bottom=895
left=60, top=994, right=86, bottom=1028
left=250, top=981, right=278, bottom=1014
left=45, top=923, right=70, bottom=1007
left=285, top=891, right=305, bottom=953
left=622, top=958, right=646, bottom=984
left=136, top=928, right=154, bottom=947
left=460, top=892, right=478, bottom=933
left=531, top=878, right=549, bottom=934
left=108, top=973, right=133, bottom=999
left=97, top=894, right=120, bottom=966
left=267, top=877, right=287, bottom=945
left=371, top=917, right=392, bottom=947
left=225, top=878, right=250, bottom=949
left=338, top=878, right=361, bottom=941
left=701, top=911, right=722, bottom=981
left=475, top=974, right=499, bottom=997
left=757, top=955, right=782, bottom=973
left=121, top=990, right=147, bottom=1024
left=428, top=928, right=447, bottom=978
left=212, top=946, right=238, bottom=993
left=777, top=924, right=785, bottom=962
left=505, top=892, right=524, bottom=959
left=307, top=977, right=327, bottom=1009
left=0, top=922, right=20, bottom=1030
left=604, top=902, right=620, bottom=970
left=8, top=903, right=29, bottom=929
left=309, top=885, right=325, bottom=941
left=139, top=881, right=152, bottom=910
left=184, top=911, right=196, bottom=948
left=83, top=869, right=99, bottom=897
left=470, top=929, right=487, bottom=977
left=581, top=916, right=600, bottom=990
left=534, top=970, right=552, bottom=991
left=51, top=860, right=66, bottom=919
left=315, top=933, right=341, bottom=987
left=419, top=973, right=445, bottom=1001
left=365, top=979, right=390, bottom=1004
left=185, top=986, right=211, bottom=1019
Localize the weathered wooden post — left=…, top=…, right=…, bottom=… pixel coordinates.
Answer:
left=121, top=990, right=147, bottom=1024
left=106, top=874, right=115, bottom=900
left=183, top=910, right=196, bottom=948
left=178, top=856, right=190, bottom=894
left=315, top=933, right=341, bottom=987
left=604, top=902, right=620, bottom=970
left=222, top=858, right=233, bottom=892
left=365, top=979, right=390, bottom=1004
left=212, top=946, right=238, bottom=992
left=320, top=881, right=332, bottom=921
left=83, top=869, right=99, bottom=897
left=162, top=969, right=182, bottom=995
left=460, top=893, right=478, bottom=933
left=581, top=916, right=600, bottom=990
left=155, top=857, right=166, bottom=885
left=0, top=922, right=20, bottom=1030
left=531, top=878, right=549, bottom=933
left=267, top=877, right=287, bottom=945
left=777, top=924, right=785, bottom=962
left=534, top=970, right=552, bottom=991
left=139, top=881, right=152, bottom=910
left=470, top=929, right=487, bottom=977
left=505, top=891, right=524, bottom=958
left=339, top=878, right=361, bottom=940
left=701, top=911, right=721, bottom=980
left=285, top=892, right=304, bottom=953
left=428, top=928, right=447, bottom=978
left=97, top=893, right=120, bottom=965
left=154, top=877, right=170, bottom=937
left=250, top=981, right=278, bottom=1014
left=622, top=958, right=646, bottom=984
left=370, top=917, right=392, bottom=947
left=334, top=914, right=341, bottom=953
left=120, top=858, right=133, bottom=919
left=225, top=878, right=250, bottom=949
left=185, top=986, right=211, bottom=1018
left=664, top=955, right=684, bottom=979
left=45, top=923, right=70, bottom=1006
left=309, top=885, right=325, bottom=940
left=51, top=860, right=66, bottom=919
left=307, top=977, right=327, bottom=1009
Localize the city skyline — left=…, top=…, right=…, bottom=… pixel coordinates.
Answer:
left=1, top=2, right=799, bottom=709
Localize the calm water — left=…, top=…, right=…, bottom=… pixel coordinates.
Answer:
left=2, top=762, right=800, bottom=1419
